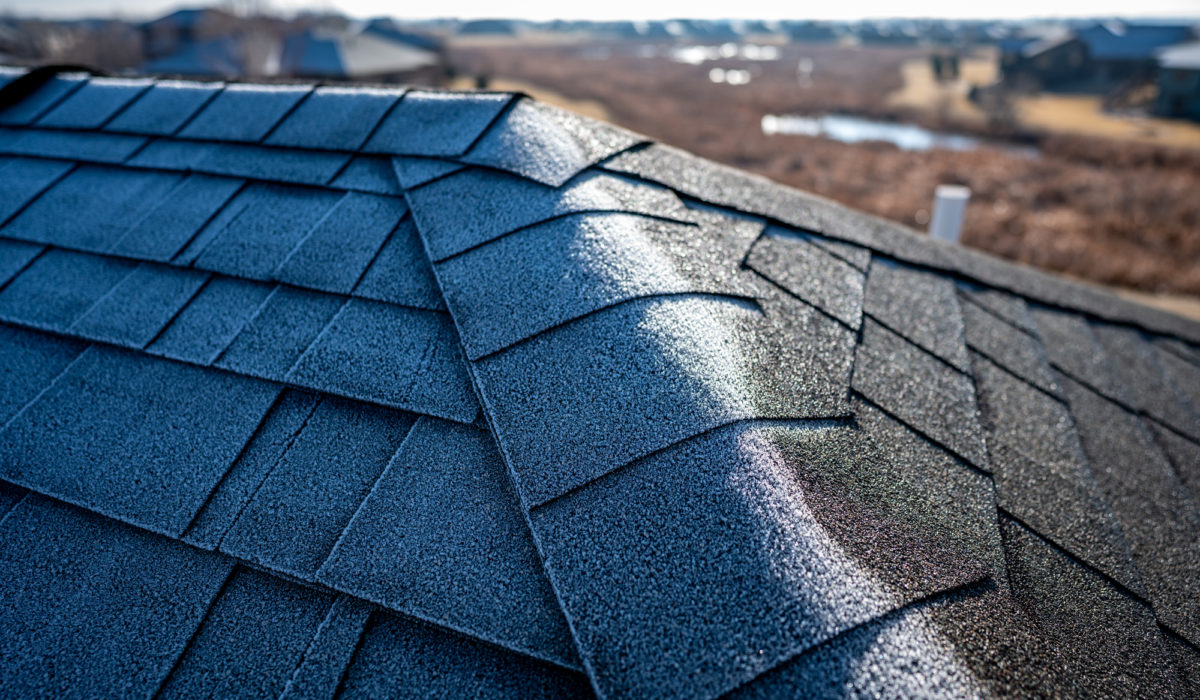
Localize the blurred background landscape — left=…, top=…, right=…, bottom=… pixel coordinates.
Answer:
left=3, top=5, right=1200, bottom=314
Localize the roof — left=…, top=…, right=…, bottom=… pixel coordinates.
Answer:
left=1159, top=41, right=1200, bottom=71
left=279, top=27, right=441, bottom=80
left=0, top=66, right=1198, bottom=698
left=1075, top=22, right=1196, bottom=61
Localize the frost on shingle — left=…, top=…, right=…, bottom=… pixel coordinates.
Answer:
left=475, top=292, right=853, bottom=506
left=746, top=225, right=865, bottom=329
left=391, top=155, right=464, bottom=188
left=318, top=418, right=580, bottom=668
left=190, top=142, right=351, bottom=186
left=352, top=217, right=444, bottom=311
left=433, top=212, right=762, bottom=358
left=216, top=285, right=345, bottom=380
left=0, top=346, right=279, bottom=535
left=331, top=156, right=404, bottom=196
left=109, top=174, right=244, bottom=262
left=286, top=298, right=477, bottom=423
left=337, top=611, right=592, bottom=699
left=179, top=83, right=312, bottom=143
left=1061, top=375, right=1200, bottom=647
left=0, top=73, right=87, bottom=125
left=462, top=98, right=642, bottom=186
left=218, top=396, right=414, bottom=578
left=408, top=168, right=687, bottom=261
left=1091, top=323, right=1200, bottom=441
left=273, top=192, right=409, bottom=295
left=958, top=282, right=1039, bottom=335
left=0, top=323, right=87, bottom=425
left=0, top=495, right=232, bottom=699
left=278, top=595, right=374, bottom=700
left=999, top=516, right=1190, bottom=697
left=0, top=249, right=137, bottom=333
left=363, top=90, right=512, bottom=157
left=0, top=239, right=43, bottom=288
left=1030, top=306, right=1131, bottom=404
left=147, top=276, right=274, bottom=365
left=187, top=183, right=344, bottom=277
left=960, top=295, right=1061, bottom=398
left=266, top=86, right=403, bottom=151
left=36, top=77, right=152, bottom=130
left=0, top=156, right=73, bottom=225
left=0, top=128, right=146, bottom=162
left=851, top=318, right=987, bottom=469
left=104, top=79, right=222, bottom=135
left=156, top=567, right=334, bottom=699
left=863, top=258, right=970, bottom=373
left=68, top=262, right=209, bottom=348
left=530, top=422, right=987, bottom=700
left=3, top=165, right=185, bottom=253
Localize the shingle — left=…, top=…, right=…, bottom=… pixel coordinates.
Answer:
left=1157, top=336, right=1200, bottom=369
left=863, top=259, right=970, bottom=372
left=278, top=596, right=374, bottom=700
left=318, top=418, right=579, bottom=668
left=1030, top=306, right=1130, bottom=403
left=0, top=128, right=146, bottom=163
left=988, top=438, right=1146, bottom=598
left=1156, top=343, right=1200, bottom=437
left=265, top=85, right=403, bottom=151
left=462, top=98, right=642, bottom=186
left=178, top=83, right=312, bottom=142
left=958, top=282, right=1039, bottom=335
left=391, top=155, right=465, bottom=188
left=960, top=296, right=1061, bottom=397
left=216, top=285, right=345, bottom=381
left=183, top=388, right=319, bottom=548
left=109, top=174, right=244, bottom=262
left=530, top=421, right=986, bottom=700
left=851, top=318, right=987, bottom=469
left=0, top=66, right=26, bottom=88
left=408, top=168, right=688, bottom=262
left=191, top=142, right=351, bottom=186
left=0, top=496, right=233, bottom=699
left=435, top=212, right=762, bottom=358
left=338, top=611, right=593, bottom=699
left=220, top=396, right=413, bottom=578
left=804, top=232, right=872, bottom=271
left=746, top=225, right=865, bottom=329
left=0, top=73, right=87, bottom=125
left=0, top=481, right=25, bottom=521
left=1060, top=375, right=1200, bottom=646
left=0, top=239, right=43, bottom=288
left=104, top=79, right=223, bottom=135
left=68, top=262, right=208, bottom=348
left=0, top=323, right=87, bottom=426
left=287, top=299, right=477, bottom=423
left=157, top=567, right=334, bottom=699
left=0, top=346, right=280, bottom=535
left=0, top=156, right=73, bottom=224
left=147, top=276, right=275, bottom=365
left=1150, top=422, right=1200, bottom=507
left=1092, top=323, right=1200, bottom=440
left=35, top=77, right=153, bottom=129
left=188, top=183, right=343, bottom=278
left=123, top=137, right=209, bottom=170
left=330, top=156, right=403, bottom=195
left=0, top=249, right=137, bottom=333
left=363, top=90, right=512, bottom=157
left=352, top=216, right=444, bottom=310
left=273, top=192, right=408, bottom=295
left=999, top=516, right=1190, bottom=698
left=1, top=164, right=184, bottom=252
left=475, top=292, right=853, bottom=507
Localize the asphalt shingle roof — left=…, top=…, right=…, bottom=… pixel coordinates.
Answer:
left=0, top=67, right=1198, bottom=698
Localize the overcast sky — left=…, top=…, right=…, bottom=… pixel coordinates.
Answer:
left=6, top=0, right=1200, bottom=21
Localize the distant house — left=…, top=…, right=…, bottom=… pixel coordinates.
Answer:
left=1156, top=41, right=1200, bottom=120
left=279, top=24, right=444, bottom=84
left=1001, top=22, right=1196, bottom=92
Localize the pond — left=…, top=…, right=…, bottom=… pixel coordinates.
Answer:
left=761, top=114, right=1035, bottom=155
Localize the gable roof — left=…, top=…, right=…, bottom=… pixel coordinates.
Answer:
left=0, top=66, right=1198, bottom=698
left=1075, top=22, right=1196, bottom=61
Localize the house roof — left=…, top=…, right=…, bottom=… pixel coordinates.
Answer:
left=0, top=66, right=1198, bottom=698
left=1075, top=22, right=1196, bottom=61
left=279, top=27, right=441, bottom=80
left=1159, top=41, right=1200, bottom=71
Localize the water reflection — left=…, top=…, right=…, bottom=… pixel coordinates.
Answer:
left=762, top=114, right=1035, bottom=155
left=670, top=43, right=781, bottom=65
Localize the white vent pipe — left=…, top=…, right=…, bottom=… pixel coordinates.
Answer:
left=928, top=185, right=970, bottom=244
